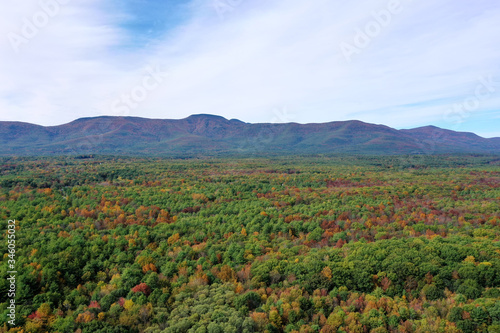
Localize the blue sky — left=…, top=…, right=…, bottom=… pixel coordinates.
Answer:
left=0, top=0, right=499, bottom=138
left=108, top=0, right=192, bottom=47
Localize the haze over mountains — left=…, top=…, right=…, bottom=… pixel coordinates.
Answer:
left=1, top=114, right=499, bottom=156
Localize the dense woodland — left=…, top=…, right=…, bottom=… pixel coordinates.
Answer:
left=0, top=155, right=499, bottom=333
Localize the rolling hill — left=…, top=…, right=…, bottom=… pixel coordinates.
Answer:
left=1, top=114, right=499, bottom=156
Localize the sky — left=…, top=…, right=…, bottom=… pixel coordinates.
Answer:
left=0, top=0, right=499, bottom=138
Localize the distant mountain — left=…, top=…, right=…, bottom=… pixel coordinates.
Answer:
left=1, top=114, right=499, bottom=156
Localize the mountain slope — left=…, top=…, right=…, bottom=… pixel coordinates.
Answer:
left=0, top=115, right=499, bottom=156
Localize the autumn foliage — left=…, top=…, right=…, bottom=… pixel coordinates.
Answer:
left=1, top=156, right=499, bottom=332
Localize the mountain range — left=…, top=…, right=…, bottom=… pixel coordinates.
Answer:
left=1, top=114, right=499, bottom=156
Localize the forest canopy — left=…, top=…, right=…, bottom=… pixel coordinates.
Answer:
left=0, top=155, right=499, bottom=332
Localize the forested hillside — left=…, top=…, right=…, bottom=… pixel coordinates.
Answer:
left=0, top=155, right=499, bottom=332
left=1, top=115, right=500, bottom=156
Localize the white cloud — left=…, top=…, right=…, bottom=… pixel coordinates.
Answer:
left=0, top=0, right=499, bottom=137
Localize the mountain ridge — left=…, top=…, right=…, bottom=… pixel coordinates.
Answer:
left=0, top=114, right=499, bottom=156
